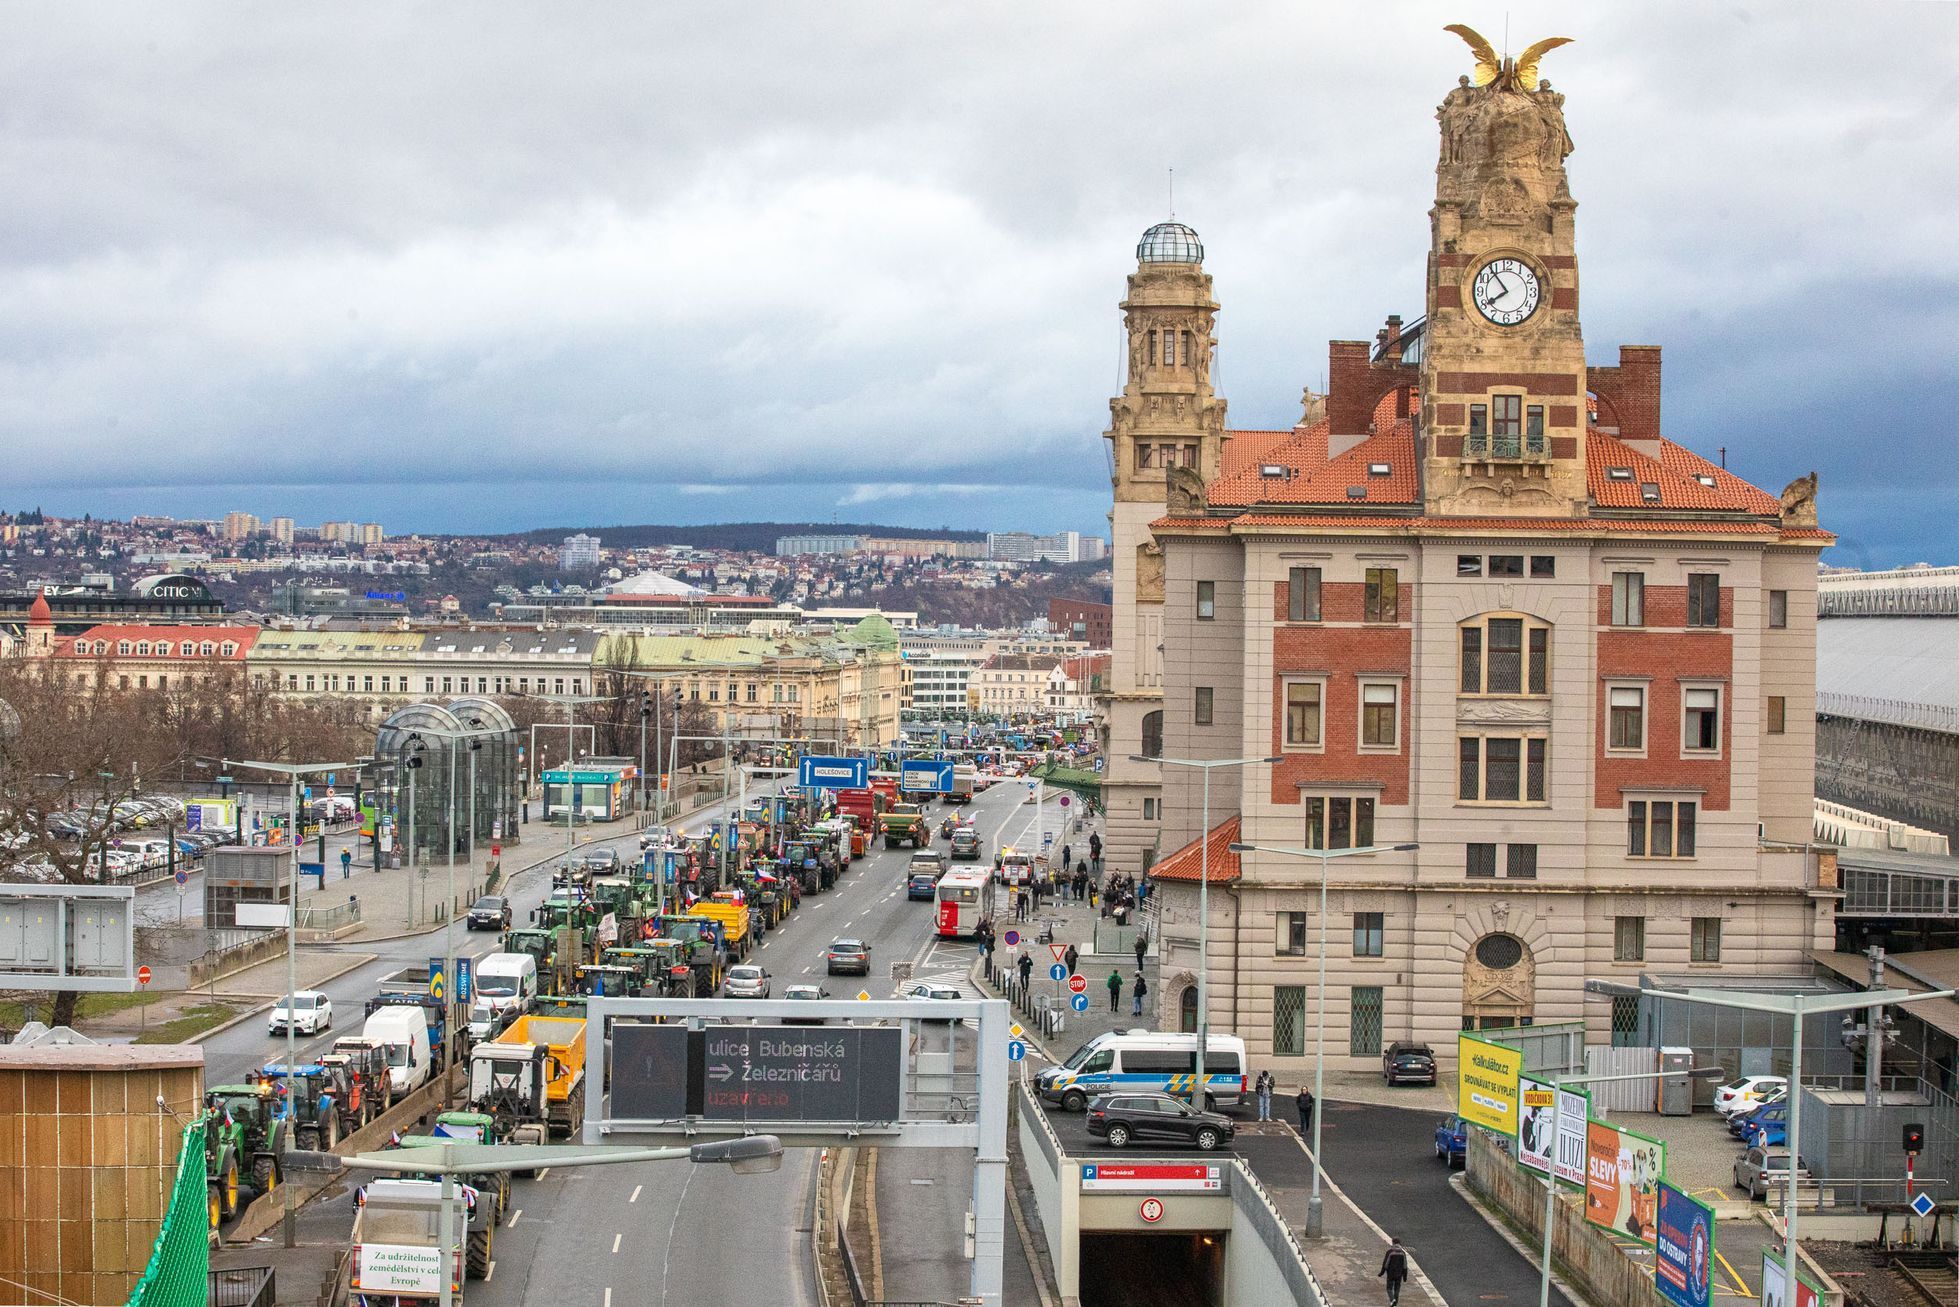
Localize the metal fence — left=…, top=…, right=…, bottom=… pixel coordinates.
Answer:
left=296, top=899, right=361, bottom=932
left=123, top=1120, right=209, bottom=1307
left=205, top=1266, right=276, bottom=1307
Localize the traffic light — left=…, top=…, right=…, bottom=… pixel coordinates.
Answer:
left=1904, top=1122, right=1925, bottom=1154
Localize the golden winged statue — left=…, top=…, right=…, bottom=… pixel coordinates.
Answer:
left=1444, top=24, right=1572, bottom=92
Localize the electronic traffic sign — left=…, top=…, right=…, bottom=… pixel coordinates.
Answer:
left=611, top=1023, right=903, bottom=1125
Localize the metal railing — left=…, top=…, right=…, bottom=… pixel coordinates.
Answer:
left=295, top=899, right=362, bottom=932
left=1818, top=692, right=1959, bottom=736
left=205, top=1266, right=277, bottom=1307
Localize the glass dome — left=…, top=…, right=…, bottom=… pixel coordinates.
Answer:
left=1137, top=221, right=1203, bottom=264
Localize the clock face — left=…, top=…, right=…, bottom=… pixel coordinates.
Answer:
left=1471, top=258, right=1542, bottom=327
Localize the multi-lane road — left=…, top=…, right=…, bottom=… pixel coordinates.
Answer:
left=252, top=776, right=1053, bottom=1304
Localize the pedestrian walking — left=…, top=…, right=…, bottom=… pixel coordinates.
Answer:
left=1089, top=831, right=1101, bottom=862
left=1058, top=845, right=1071, bottom=881
left=1106, top=968, right=1122, bottom=1012
left=1131, top=970, right=1148, bottom=1017
left=1295, top=1085, right=1316, bottom=1135
left=1255, top=1070, right=1275, bottom=1121
left=1133, top=931, right=1148, bottom=970
left=1017, top=951, right=1033, bottom=992
left=1015, top=889, right=1029, bottom=922
left=339, top=847, right=353, bottom=878
left=1063, top=943, right=1079, bottom=977
left=1380, top=1237, right=1408, bottom=1307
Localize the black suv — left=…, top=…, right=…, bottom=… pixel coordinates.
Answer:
left=1383, top=1042, right=1437, bottom=1086
left=1086, top=1093, right=1235, bottom=1152
left=467, top=895, right=511, bottom=931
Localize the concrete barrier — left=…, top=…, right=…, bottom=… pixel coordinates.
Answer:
left=1465, top=1129, right=1652, bottom=1307
left=188, top=930, right=290, bottom=989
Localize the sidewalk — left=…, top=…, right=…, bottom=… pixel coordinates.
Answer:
left=44, top=948, right=378, bottom=1045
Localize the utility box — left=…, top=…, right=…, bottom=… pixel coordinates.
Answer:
left=1658, top=1046, right=1695, bottom=1115
left=0, top=884, right=135, bottom=991
left=203, top=846, right=293, bottom=930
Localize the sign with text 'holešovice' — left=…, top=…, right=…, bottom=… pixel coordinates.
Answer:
left=797, top=755, right=868, bottom=790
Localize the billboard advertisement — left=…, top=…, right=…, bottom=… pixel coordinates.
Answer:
left=1655, top=1182, right=1715, bottom=1307
left=1761, top=1249, right=1822, bottom=1307
left=1584, top=1119, right=1667, bottom=1243
left=1456, top=1033, right=1524, bottom=1136
left=1518, top=1076, right=1590, bottom=1187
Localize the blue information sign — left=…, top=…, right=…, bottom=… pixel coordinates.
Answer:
left=798, top=755, right=869, bottom=790
left=899, top=759, right=956, bottom=793
left=426, top=957, right=446, bottom=1003
left=1049, top=963, right=1067, bottom=982
left=1654, top=1181, right=1714, bottom=1307
left=1007, top=1041, right=1026, bottom=1062
left=455, top=955, right=472, bottom=1005
left=1913, top=1191, right=1937, bottom=1218
left=1071, top=993, right=1090, bottom=1012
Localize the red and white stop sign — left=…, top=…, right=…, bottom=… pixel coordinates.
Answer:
left=1139, top=1198, right=1163, bottom=1223
left=1068, top=975, right=1087, bottom=994
left=136, top=966, right=151, bottom=987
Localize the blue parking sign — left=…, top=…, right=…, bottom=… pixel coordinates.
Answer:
left=1049, top=963, right=1067, bottom=982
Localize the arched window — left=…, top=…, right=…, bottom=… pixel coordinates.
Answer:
left=1459, top=613, right=1551, bottom=696
left=1141, top=711, right=1163, bottom=759
left=1179, top=986, right=1199, bottom=1034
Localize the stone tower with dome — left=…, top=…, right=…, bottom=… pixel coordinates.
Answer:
left=1100, top=221, right=1230, bottom=877
left=22, top=589, right=55, bottom=658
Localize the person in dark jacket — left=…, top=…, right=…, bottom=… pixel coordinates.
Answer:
left=1017, top=951, right=1033, bottom=991
left=1296, top=1086, right=1316, bottom=1134
left=1134, top=932, right=1148, bottom=969
left=1380, top=1237, right=1408, bottom=1306
left=1063, top=943, right=1079, bottom=976
left=1105, top=968, right=1122, bottom=1012
left=1131, top=970, right=1148, bottom=1017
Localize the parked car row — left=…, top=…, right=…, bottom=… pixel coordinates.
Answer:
left=1717, top=1075, right=1801, bottom=1199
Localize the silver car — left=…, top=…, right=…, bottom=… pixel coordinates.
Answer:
left=1733, top=1144, right=1795, bottom=1200
left=724, top=965, right=771, bottom=999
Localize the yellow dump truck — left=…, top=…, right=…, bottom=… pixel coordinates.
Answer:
left=471, top=1013, right=587, bottom=1139
left=688, top=900, right=752, bottom=961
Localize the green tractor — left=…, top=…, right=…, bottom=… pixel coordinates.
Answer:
left=202, top=1107, right=246, bottom=1228
left=204, top=1082, right=291, bottom=1200
left=391, top=1110, right=513, bottom=1249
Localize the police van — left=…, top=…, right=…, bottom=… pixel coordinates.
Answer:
left=1038, top=1031, right=1248, bottom=1112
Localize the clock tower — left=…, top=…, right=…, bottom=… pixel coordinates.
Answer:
left=1421, top=45, right=1588, bottom=517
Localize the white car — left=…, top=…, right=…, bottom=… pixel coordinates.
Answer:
left=1714, top=1074, right=1786, bottom=1117
left=269, top=990, right=332, bottom=1036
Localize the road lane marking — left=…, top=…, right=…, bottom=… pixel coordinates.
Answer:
left=507, top=1208, right=522, bottom=1227
left=484, top=1260, right=496, bottom=1282
left=612, top=1232, right=622, bottom=1254
left=604, top=1289, right=612, bottom=1307
left=629, top=1185, right=641, bottom=1203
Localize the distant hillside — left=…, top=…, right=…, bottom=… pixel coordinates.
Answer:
left=508, top=521, right=986, bottom=553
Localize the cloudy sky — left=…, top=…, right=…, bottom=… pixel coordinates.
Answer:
left=1, top=3, right=1953, bottom=562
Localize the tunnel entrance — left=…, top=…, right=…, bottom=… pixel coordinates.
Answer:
left=1078, top=1231, right=1227, bottom=1307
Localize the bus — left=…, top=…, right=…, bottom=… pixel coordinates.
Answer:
left=935, top=868, right=995, bottom=938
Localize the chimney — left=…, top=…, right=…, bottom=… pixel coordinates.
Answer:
left=1382, top=315, right=1405, bottom=365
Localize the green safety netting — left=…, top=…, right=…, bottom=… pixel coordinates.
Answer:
left=125, top=1119, right=209, bottom=1307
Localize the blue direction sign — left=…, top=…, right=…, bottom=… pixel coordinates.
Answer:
left=1049, top=963, right=1067, bottom=982
left=1071, top=993, right=1090, bottom=1013
left=1913, top=1191, right=1937, bottom=1218
left=899, top=759, right=956, bottom=793
left=798, top=755, right=869, bottom=790
left=1007, top=1041, right=1026, bottom=1062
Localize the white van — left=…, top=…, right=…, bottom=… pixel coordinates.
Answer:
left=473, top=952, right=538, bottom=1016
left=362, top=1005, right=433, bottom=1102
left=1039, top=1031, right=1248, bottom=1112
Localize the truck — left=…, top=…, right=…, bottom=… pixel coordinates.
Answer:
left=944, top=765, right=978, bottom=805
left=350, top=1177, right=476, bottom=1300
left=878, top=802, right=929, bottom=850
left=473, top=1013, right=587, bottom=1139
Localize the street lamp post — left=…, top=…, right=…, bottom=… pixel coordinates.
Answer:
left=1137, top=755, right=1281, bottom=1113
left=1231, top=838, right=1419, bottom=1238
left=1586, top=979, right=1958, bottom=1303
left=230, top=757, right=357, bottom=1249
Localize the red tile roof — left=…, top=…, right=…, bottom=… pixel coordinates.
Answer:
left=1151, top=512, right=1829, bottom=543
left=1586, top=431, right=1784, bottom=514
left=1221, top=430, right=1296, bottom=479
left=1211, top=418, right=1420, bottom=508
left=1150, top=816, right=1241, bottom=884
left=54, top=625, right=259, bottom=660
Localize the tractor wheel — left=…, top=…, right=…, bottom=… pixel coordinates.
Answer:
left=219, top=1157, right=242, bottom=1220
left=297, top=1126, right=320, bottom=1152
left=251, top=1154, right=277, bottom=1198
left=322, top=1113, right=340, bottom=1150
left=467, top=1226, right=493, bottom=1279
left=208, top=1184, right=223, bottom=1230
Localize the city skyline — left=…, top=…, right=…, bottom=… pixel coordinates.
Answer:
left=1, top=5, right=1952, bottom=561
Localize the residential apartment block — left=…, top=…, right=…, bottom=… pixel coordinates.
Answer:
left=1128, top=58, right=1835, bottom=1066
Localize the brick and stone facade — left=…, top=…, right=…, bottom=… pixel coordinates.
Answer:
left=1134, top=56, right=1837, bottom=1069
